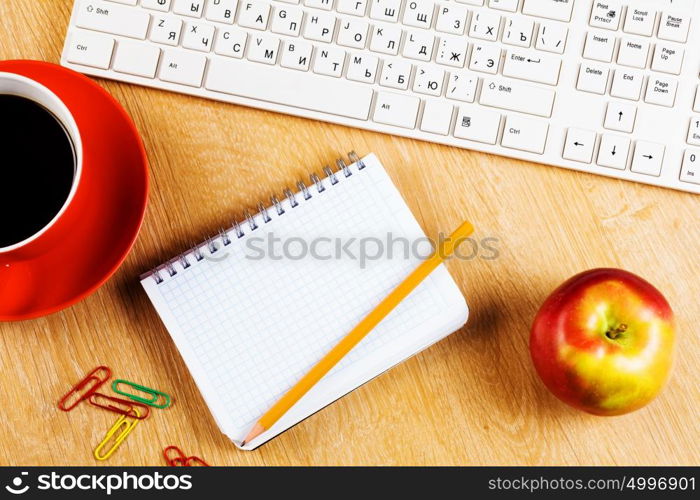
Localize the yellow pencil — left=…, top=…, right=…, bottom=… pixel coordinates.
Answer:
left=241, top=220, right=475, bottom=445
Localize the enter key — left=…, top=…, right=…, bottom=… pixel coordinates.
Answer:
left=502, top=49, right=562, bottom=85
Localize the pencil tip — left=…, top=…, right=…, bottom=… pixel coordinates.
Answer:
left=242, top=422, right=265, bottom=446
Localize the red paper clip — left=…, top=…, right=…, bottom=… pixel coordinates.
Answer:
left=185, top=456, right=210, bottom=467
left=88, top=393, right=150, bottom=420
left=163, top=446, right=187, bottom=466
left=58, top=366, right=111, bottom=411
left=163, top=446, right=211, bottom=466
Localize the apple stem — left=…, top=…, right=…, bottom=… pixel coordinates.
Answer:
left=606, top=323, right=628, bottom=340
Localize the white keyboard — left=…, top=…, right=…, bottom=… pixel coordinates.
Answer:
left=62, top=0, right=700, bottom=193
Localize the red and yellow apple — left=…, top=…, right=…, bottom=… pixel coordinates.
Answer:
left=530, top=268, right=675, bottom=416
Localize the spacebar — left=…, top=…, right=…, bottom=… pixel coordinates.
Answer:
left=205, top=59, right=373, bottom=120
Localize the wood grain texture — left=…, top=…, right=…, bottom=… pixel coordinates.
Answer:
left=0, top=0, right=698, bottom=466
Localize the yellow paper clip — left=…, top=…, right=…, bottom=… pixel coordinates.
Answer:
left=94, top=408, right=141, bottom=461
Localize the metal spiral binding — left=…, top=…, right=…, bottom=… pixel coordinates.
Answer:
left=145, top=151, right=366, bottom=284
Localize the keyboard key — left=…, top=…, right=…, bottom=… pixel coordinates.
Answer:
left=651, top=44, right=684, bottom=75
left=403, top=31, right=435, bottom=61
left=468, top=43, right=500, bottom=74
left=373, top=91, right=420, bottom=128
left=420, top=100, right=454, bottom=135
left=66, top=30, right=115, bottom=69
left=214, top=28, right=247, bottom=58
left=346, top=52, right=378, bottom=82
left=576, top=63, right=609, bottom=94
left=616, top=38, right=649, bottom=68
left=402, top=0, right=435, bottom=29
left=337, top=18, right=369, bottom=48
left=238, top=1, right=271, bottom=29
left=206, top=58, right=374, bottom=119
left=271, top=6, right=304, bottom=36
left=657, top=12, right=691, bottom=43
left=687, top=117, right=700, bottom=146
left=173, top=0, right=205, bottom=18
left=501, top=115, right=548, bottom=154
left=150, top=16, right=183, bottom=46
left=182, top=22, right=215, bottom=52
left=446, top=71, right=478, bottom=102
left=413, top=65, right=445, bottom=96
left=435, top=3, right=469, bottom=35
left=502, top=17, right=534, bottom=48
left=313, top=46, right=346, bottom=77
left=522, top=0, right=574, bottom=22
left=369, top=24, right=402, bottom=55
left=113, top=40, right=161, bottom=77
left=380, top=60, right=412, bottom=89
left=583, top=32, right=615, bottom=62
left=206, top=0, right=237, bottom=23
left=336, top=0, right=367, bottom=16
left=680, top=149, right=700, bottom=184
left=75, top=0, right=151, bottom=39
left=623, top=7, right=656, bottom=36
left=597, top=134, right=630, bottom=169
left=369, top=0, right=401, bottom=23
left=563, top=128, right=596, bottom=163
left=436, top=35, right=468, bottom=68
left=502, top=49, right=561, bottom=85
left=610, top=69, right=643, bottom=100
left=142, top=0, right=172, bottom=11
left=304, top=0, right=334, bottom=11
left=589, top=1, right=621, bottom=31
left=603, top=101, right=636, bottom=133
left=159, top=48, right=207, bottom=86
left=535, top=21, right=567, bottom=54
left=248, top=34, right=281, bottom=64
left=631, top=141, right=665, bottom=176
left=644, top=77, right=677, bottom=107
left=695, top=86, right=700, bottom=113
left=469, top=11, right=501, bottom=41
left=303, top=11, right=336, bottom=42
left=454, top=106, right=501, bottom=144
left=480, top=77, right=555, bottom=117
left=280, top=40, right=313, bottom=70
left=489, top=0, right=519, bottom=12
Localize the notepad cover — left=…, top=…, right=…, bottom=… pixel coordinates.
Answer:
left=141, top=154, right=468, bottom=449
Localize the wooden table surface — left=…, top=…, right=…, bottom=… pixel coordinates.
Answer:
left=1, top=0, right=698, bottom=466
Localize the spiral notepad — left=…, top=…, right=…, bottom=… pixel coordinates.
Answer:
left=141, top=152, right=468, bottom=449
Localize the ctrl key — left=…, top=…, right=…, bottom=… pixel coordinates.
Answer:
left=680, top=149, right=700, bottom=185
left=66, top=31, right=115, bottom=69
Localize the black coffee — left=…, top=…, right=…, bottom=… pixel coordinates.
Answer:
left=1, top=95, right=75, bottom=247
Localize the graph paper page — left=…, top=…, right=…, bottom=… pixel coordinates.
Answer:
left=142, top=154, right=468, bottom=447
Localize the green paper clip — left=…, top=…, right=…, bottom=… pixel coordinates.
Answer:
left=112, top=379, right=171, bottom=409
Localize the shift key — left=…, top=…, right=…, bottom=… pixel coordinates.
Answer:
left=75, top=0, right=151, bottom=39
left=480, top=77, right=556, bottom=117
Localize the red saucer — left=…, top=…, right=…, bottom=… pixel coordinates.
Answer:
left=0, top=61, right=149, bottom=321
